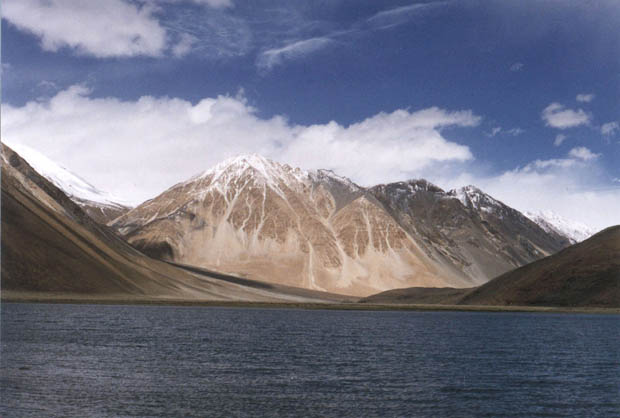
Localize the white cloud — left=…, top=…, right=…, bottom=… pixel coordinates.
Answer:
left=541, top=102, right=590, bottom=129
left=601, top=121, right=619, bottom=136
left=257, top=38, right=332, bottom=71
left=510, top=62, right=524, bottom=72
left=553, top=134, right=567, bottom=146
left=1, top=86, right=478, bottom=205
left=576, top=93, right=595, bottom=103
left=3, top=0, right=167, bottom=58
left=568, top=146, right=600, bottom=161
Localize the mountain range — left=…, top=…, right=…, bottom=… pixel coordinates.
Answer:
left=2, top=144, right=616, bottom=307
left=110, top=154, right=570, bottom=296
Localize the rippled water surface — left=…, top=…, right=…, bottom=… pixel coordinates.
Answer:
left=1, top=303, right=618, bottom=417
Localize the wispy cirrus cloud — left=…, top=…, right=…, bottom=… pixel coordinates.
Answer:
left=366, top=1, right=449, bottom=30
left=255, top=1, right=451, bottom=72
left=256, top=37, right=333, bottom=71
left=541, top=102, right=590, bottom=129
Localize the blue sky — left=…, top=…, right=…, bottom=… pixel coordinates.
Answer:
left=2, top=0, right=619, bottom=228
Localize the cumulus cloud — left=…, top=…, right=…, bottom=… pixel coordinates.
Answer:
left=601, top=121, right=619, bottom=136
left=1, top=86, right=478, bottom=205
left=568, top=146, right=600, bottom=161
left=541, top=102, right=590, bottom=129
left=553, top=134, right=567, bottom=146
left=2, top=0, right=167, bottom=58
left=576, top=93, right=595, bottom=103
left=257, top=38, right=332, bottom=71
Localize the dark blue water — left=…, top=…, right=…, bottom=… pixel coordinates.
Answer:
left=1, top=303, right=618, bottom=417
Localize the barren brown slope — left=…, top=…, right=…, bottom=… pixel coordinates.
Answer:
left=0, top=144, right=347, bottom=303
left=457, top=226, right=620, bottom=307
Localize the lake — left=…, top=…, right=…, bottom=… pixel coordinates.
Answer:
left=1, top=303, right=618, bottom=417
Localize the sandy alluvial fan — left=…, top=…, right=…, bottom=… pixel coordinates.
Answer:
left=112, top=155, right=570, bottom=297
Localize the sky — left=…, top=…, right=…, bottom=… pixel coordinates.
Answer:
left=1, top=0, right=619, bottom=230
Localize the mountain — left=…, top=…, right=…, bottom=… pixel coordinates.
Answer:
left=112, top=154, right=569, bottom=296
left=3, top=142, right=131, bottom=224
left=525, top=210, right=595, bottom=244
left=457, top=226, right=620, bottom=307
left=0, top=144, right=348, bottom=303
left=111, top=155, right=471, bottom=296
left=370, top=182, right=570, bottom=282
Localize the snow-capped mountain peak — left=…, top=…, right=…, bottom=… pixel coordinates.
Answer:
left=3, top=141, right=131, bottom=208
left=448, top=185, right=502, bottom=214
left=191, top=154, right=307, bottom=188
left=524, top=210, right=595, bottom=244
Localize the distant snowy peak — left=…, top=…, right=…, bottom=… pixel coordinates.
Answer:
left=525, top=210, right=595, bottom=244
left=4, top=142, right=131, bottom=209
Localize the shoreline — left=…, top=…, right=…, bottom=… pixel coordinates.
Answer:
left=2, top=295, right=618, bottom=315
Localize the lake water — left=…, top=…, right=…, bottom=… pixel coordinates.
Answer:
left=1, top=303, right=618, bottom=417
